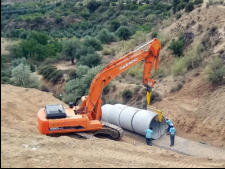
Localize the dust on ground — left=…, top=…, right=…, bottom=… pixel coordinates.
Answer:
left=1, top=84, right=225, bottom=168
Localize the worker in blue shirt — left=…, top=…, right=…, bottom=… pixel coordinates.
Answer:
left=169, top=125, right=176, bottom=146
left=166, top=118, right=173, bottom=135
left=145, top=127, right=153, bottom=146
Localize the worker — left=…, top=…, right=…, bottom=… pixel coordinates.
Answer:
left=166, top=118, right=173, bottom=135
left=145, top=127, right=153, bottom=146
left=169, top=125, right=176, bottom=147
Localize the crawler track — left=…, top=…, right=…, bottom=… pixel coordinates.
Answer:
left=94, top=122, right=124, bottom=140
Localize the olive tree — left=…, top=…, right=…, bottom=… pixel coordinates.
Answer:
left=62, top=38, right=82, bottom=64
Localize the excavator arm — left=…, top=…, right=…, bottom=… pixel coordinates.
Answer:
left=79, top=38, right=161, bottom=121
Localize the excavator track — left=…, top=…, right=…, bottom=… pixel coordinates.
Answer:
left=93, top=122, right=124, bottom=140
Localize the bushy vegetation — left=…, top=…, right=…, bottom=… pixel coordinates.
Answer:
left=185, top=2, right=194, bottom=12
left=97, top=29, right=117, bottom=44
left=62, top=38, right=81, bottom=64
left=102, top=48, right=116, bottom=56
left=9, top=31, right=62, bottom=62
left=63, top=65, right=102, bottom=103
left=172, top=0, right=203, bottom=14
left=116, top=26, right=133, bottom=40
left=61, top=37, right=102, bottom=66
left=205, top=57, right=225, bottom=85
left=79, top=53, right=102, bottom=68
left=2, top=0, right=177, bottom=39
left=86, top=0, right=101, bottom=12
left=172, top=44, right=207, bottom=76
left=109, top=20, right=121, bottom=32
left=11, top=63, right=40, bottom=88
left=169, top=38, right=185, bottom=57
left=1, top=56, right=40, bottom=87
left=83, top=36, right=103, bottom=51
left=39, top=65, right=63, bottom=84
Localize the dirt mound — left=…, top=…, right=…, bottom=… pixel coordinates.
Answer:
left=2, top=84, right=225, bottom=168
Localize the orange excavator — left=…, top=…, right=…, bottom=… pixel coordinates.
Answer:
left=37, top=38, right=161, bottom=140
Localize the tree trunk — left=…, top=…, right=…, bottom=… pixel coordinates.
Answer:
left=71, top=58, right=75, bottom=65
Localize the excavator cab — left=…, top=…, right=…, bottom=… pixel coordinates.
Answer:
left=45, top=104, right=67, bottom=119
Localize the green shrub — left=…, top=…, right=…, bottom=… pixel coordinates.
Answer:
left=169, top=39, right=185, bottom=57
left=86, top=0, right=101, bottom=12
left=79, top=53, right=102, bottom=67
left=122, top=89, right=133, bottom=102
left=11, top=63, right=31, bottom=86
left=116, top=26, right=133, bottom=40
left=63, top=65, right=102, bottom=103
left=194, top=0, right=203, bottom=5
left=109, top=20, right=121, bottom=32
left=83, top=36, right=103, bottom=51
left=39, top=65, right=63, bottom=84
left=39, top=65, right=56, bottom=78
left=62, top=38, right=82, bottom=64
left=151, top=31, right=158, bottom=38
left=69, top=70, right=77, bottom=80
left=172, top=44, right=206, bottom=76
left=11, top=63, right=40, bottom=88
left=102, top=48, right=116, bottom=56
left=185, top=2, right=194, bottom=12
left=97, top=29, right=117, bottom=44
left=76, top=65, right=89, bottom=78
left=1, top=66, right=12, bottom=84
left=30, top=31, right=48, bottom=45
left=206, top=57, right=225, bottom=85
left=1, top=76, right=11, bottom=84
left=9, top=32, right=60, bottom=61
left=49, top=70, right=63, bottom=84
left=12, top=58, right=27, bottom=67
left=30, top=64, right=36, bottom=72
left=9, top=44, right=24, bottom=59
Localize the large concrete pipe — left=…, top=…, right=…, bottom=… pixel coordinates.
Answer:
left=102, top=104, right=167, bottom=139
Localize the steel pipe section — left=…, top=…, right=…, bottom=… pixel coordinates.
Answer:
left=102, top=104, right=167, bottom=139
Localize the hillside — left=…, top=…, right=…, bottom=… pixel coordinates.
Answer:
left=1, top=84, right=225, bottom=168
left=100, top=2, right=225, bottom=146
left=1, top=0, right=225, bottom=167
